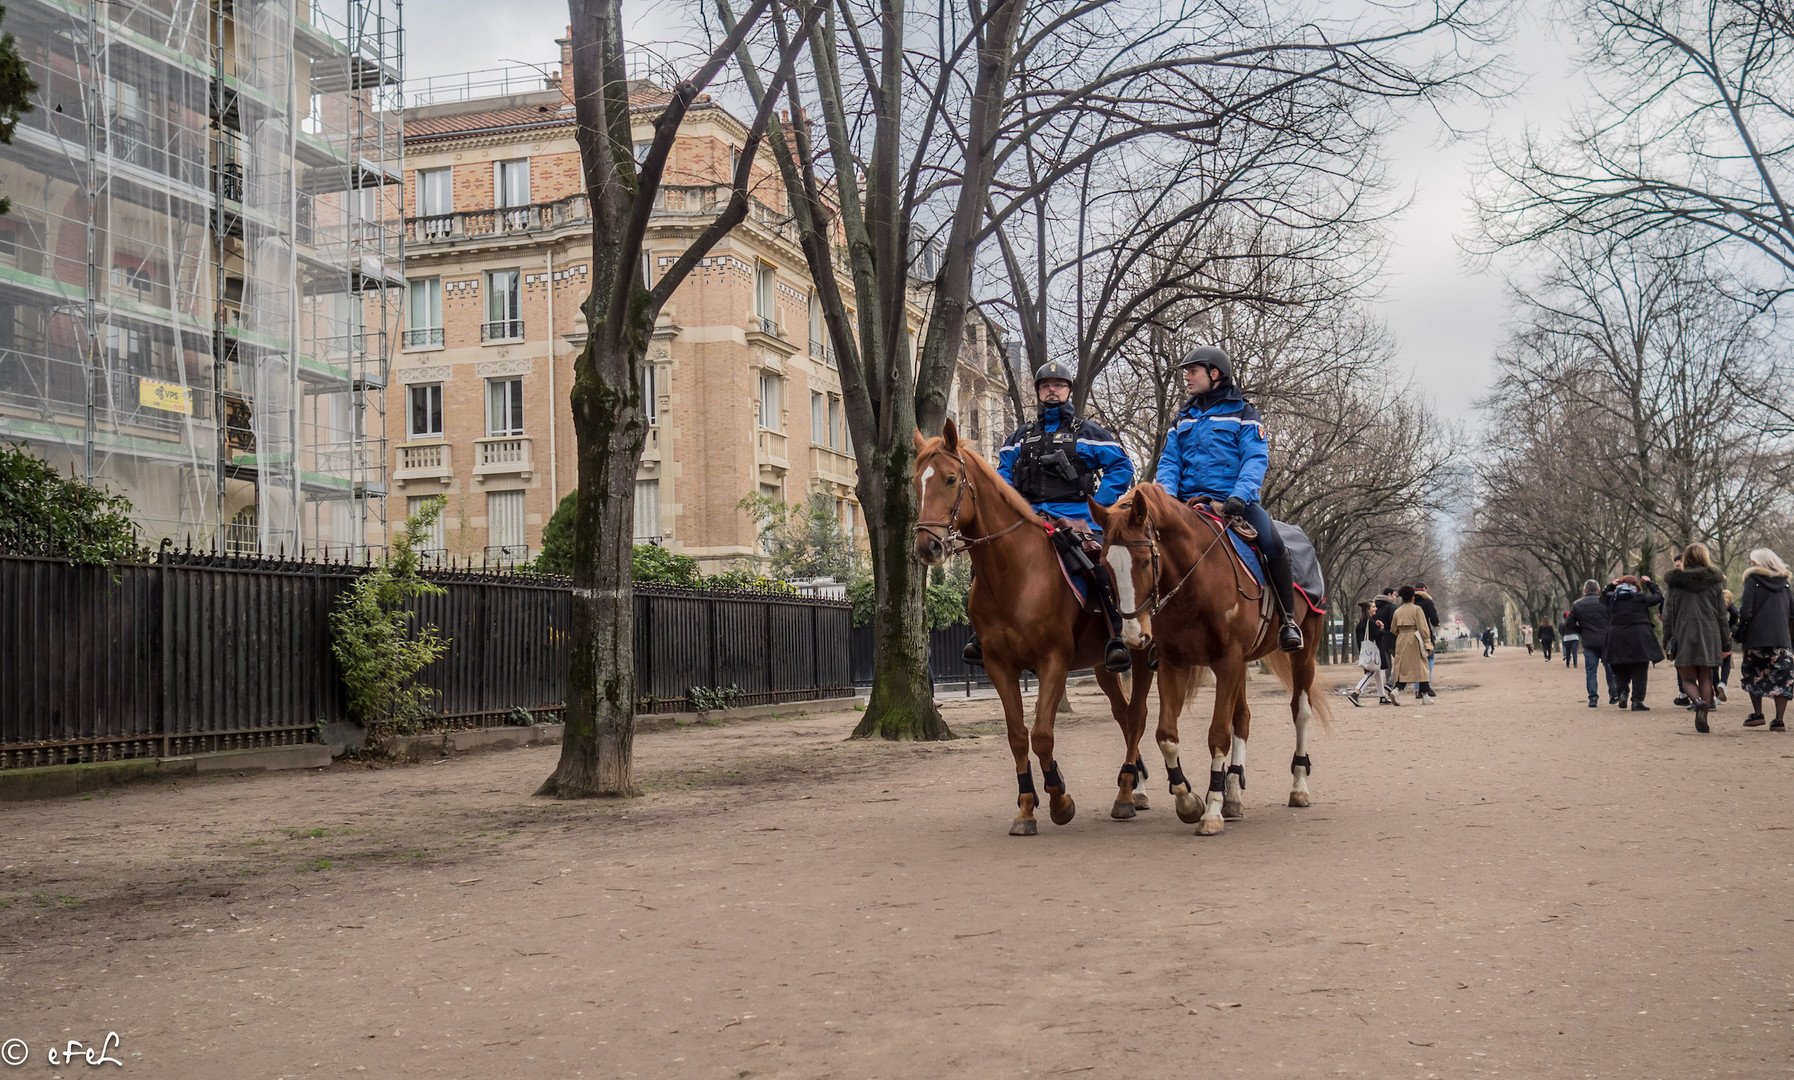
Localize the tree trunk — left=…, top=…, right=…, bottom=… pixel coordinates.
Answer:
left=851, top=450, right=954, bottom=741
left=537, top=324, right=647, bottom=797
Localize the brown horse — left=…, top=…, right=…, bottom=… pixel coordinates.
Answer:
left=1089, top=483, right=1331, bottom=836
left=913, top=421, right=1154, bottom=835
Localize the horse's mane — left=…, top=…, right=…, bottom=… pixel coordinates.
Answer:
left=921, top=436, right=1039, bottom=524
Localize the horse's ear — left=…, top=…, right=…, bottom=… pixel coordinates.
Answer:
left=1128, top=491, right=1148, bottom=524
left=912, top=429, right=926, bottom=452
left=1087, top=498, right=1111, bottom=532
left=942, top=417, right=959, bottom=452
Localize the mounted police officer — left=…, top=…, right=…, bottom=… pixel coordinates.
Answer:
left=1155, top=346, right=1304, bottom=652
left=962, top=360, right=1136, bottom=672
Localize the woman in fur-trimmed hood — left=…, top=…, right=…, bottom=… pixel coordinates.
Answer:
left=1662, top=542, right=1731, bottom=730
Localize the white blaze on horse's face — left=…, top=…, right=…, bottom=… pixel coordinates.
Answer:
left=1107, top=543, right=1149, bottom=647
left=914, top=462, right=949, bottom=566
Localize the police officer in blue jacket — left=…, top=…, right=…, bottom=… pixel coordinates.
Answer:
left=962, top=360, right=1136, bottom=672
left=1156, top=346, right=1304, bottom=652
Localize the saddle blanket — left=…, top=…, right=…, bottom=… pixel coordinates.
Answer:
left=1193, top=508, right=1327, bottom=615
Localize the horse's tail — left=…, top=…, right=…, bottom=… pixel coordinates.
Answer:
left=1260, top=649, right=1334, bottom=734
left=1182, top=665, right=1210, bottom=709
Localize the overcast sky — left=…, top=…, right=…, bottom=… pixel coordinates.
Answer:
left=405, top=0, right=1587, bottom=425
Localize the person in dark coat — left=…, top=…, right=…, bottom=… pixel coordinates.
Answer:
left=1566, top=579, right=1613, bottom=707
left=1735, top=547, right=1793, bottom=731
left=1536, top=620, right=1556, bottom=661
left=1559, top=610, right=1580, bottom=668
left=1373, top=587, right=1399, bottom=684
left=1717, top=588, right=1739, bottom=702
left=1415, top=583, right=1442, bottom=694
left=1602, top=574, right=1663, bottom=710
left=1481, top=626, right=1496, bottom=656
left=1348, top=600, right=1395, bottom=706
left=1663, top=543, right=1730, bottom=732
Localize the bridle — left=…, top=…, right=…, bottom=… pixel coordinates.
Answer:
left=914, top=449, right=1030, bottom=557
left=1107, top=498, right=1261, bottom=617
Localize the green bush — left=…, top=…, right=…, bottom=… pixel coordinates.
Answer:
left=330, top=497, right=450, bottom=744
left=0, top=444, right=138, bottom=563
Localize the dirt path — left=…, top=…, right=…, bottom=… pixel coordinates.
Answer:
left=2, top=650, right=1791, bottom=1079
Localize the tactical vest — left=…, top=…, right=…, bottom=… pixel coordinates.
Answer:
left=1012, top=420, right=1096, bottom=504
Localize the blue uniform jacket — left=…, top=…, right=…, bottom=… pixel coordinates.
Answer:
left=996, top=403, right=1135, bottom=528
left=1154, top=388, right=1268, bottom=503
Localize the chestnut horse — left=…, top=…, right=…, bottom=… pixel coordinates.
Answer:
left=913, top=421, right=1154, bottom=835
left=1090, top=483, right=1331, bottom=836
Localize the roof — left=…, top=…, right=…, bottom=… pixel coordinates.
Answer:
left=404, top=84, right=687, bottom=144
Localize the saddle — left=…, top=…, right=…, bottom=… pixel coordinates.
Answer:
left=1186, top=497, right=1258, bottom=542
left=1044, top=515, right=1105, bottom=608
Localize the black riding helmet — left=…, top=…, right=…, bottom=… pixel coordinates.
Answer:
left=1034, top=359, right=1075, bottom=389
left=1179, top=345, right=1234, bottom=385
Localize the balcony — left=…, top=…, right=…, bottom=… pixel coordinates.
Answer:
left=756, top=428, right=788, bottom=471
left=474, top=436, right=533, bottom=480
left=481, top=319, right=524, bottom=343
left=394, top=440, right=453, bottom=486
left=811, top=445, right=856, bottom=485
left=403, top=327, right=445, bottom=349
left=483, top=544, right=532, bottom=567
left=641, top=423, right=660, bottom=461
left=400, top=188, right=799, bottom=250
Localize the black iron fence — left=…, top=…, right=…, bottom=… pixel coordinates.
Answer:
left=0, top=553, right=853, bottom=770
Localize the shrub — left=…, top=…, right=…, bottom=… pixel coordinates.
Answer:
left=0, top=444, right=138, bottom=563
left=330, top=497, right=450, bottom=745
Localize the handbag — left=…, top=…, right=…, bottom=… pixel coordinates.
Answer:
left=1357, top=637, right=1380, bottom=671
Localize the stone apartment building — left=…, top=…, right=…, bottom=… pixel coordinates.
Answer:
left=389, top=41, right=1014, bottom=569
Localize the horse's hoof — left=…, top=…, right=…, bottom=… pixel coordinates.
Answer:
left=1222, top=799, right=1244, bottom=820
left=1009, top=818, right=1038, bottom=836
left=1195, top=817, right=1225, bottom=836
left=1050, top=797, right=1076, bottom=826
left=1133, top=792, right=1150, bottom=810
left=1288, top=791, right=1311, bottom=808
left=1110, top=799, right=1136, bottom=820
left=1175, top=792, right=1203, bottom=824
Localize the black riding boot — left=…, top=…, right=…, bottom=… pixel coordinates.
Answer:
left=1267, top=555, right=1304, bottom=652
left=1091, top=571, right=1132, bottom=673
left=963, top=632, right=983, bottom=665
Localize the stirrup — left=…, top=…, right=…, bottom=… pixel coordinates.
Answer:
left=1277, top=618, right=1304, bottom=652
left=1103, top=639, right=1132, bottom=673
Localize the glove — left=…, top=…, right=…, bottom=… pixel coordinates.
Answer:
left=1222, top=496, right=1248, bottom=519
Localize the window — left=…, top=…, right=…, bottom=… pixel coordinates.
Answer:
left=641, top=364, right=658, bottom=427
left=487, top=490, right=526, bottom=558
left=486, top=377, right=524, bottom=436
left=408, top=495, right=447, bottom=554
left=106, top=78, right=146, bottom=164
left=494, top=158, right=530, bottom=230
left=808, top=290, right=826, bottom=362
left=757, top=372, right=781, bottom=432
left=640, top=250, right=653, bottom=288
left=633, top=141, right=652, bottom=164
left=730, top=146, right=741, bottom=177
left=634, top=479, right=660, bottom=541
left=754, top=263, right=776, bottom=331
left=409, top=383, right=442, bottom=438
left=416, top=165, right=452, bottom=219
left=828, top=394, right=844, bottom=451
left=106, top=325, right=147, bottom=370
left=405, top=277, right=442, bottom=347
left=110, top=260, right=153, bottom=299
left=483, top=269, right=522, bottom=341
left=302, top=91, right=323, bottom=136
left=811, top=390, right=827, bottom=446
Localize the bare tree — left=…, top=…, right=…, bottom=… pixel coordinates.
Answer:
left=538, top=0, right=809, bottom=797
left=1475, top=0, right=1794, bottom=303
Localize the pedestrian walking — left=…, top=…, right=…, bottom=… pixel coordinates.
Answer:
left=1523, top=624, right=1534, bottom=655
left=1602, top=575, right=1663, bottom=710
left=1347, top=600, right=1395, bottom=707
left=1481, top=626, right=1496, bottom=656
left=1373, top=586, right=1399, bottom=688
left=1566, top=580, right=1613, bottom=707
left=1390, top=585, right=1436, bottom=702
left=1560, top=610, right=1581, bottom=668
left=1537, top=620, right=1556, bottom=662
left=1734, top=548, right=1792, bottom=731
left=1663, top=543, right=1729, bottom=733
left=1415, top=583, right=1441, bottom=698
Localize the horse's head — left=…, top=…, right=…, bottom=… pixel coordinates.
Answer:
left=913, top=418, right=974, bottom=566
left=1089, top=486, right=1159, bottom=649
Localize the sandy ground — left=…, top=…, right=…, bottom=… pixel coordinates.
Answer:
left=1, top=649, right=1791, bottom=1079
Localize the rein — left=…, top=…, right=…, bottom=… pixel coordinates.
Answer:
left=914, top=450, right=1034, bottom=557
left=1114, top=499, right=1263, bottom=616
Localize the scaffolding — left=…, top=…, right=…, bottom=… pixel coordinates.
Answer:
left=0, top=0, right=403, bottom=557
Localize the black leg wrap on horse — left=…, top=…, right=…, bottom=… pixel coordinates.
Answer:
left=1043, top=761, right=1066, bottom=794
left=1117, top=762, right=1137, bottom=787
left=1291, top=753, right=1312, bottom=774
left=1208, top=769, right=1226, bottom=793
left=1136, top=759, right=1149, bottom=782
left=1016, top=769, right=1036, bottom=799
left=1227, top=763, right=1245, bottom=790
left=1165, top=764, right=1190, bottom=791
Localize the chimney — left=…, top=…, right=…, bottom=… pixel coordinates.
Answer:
left=556, top=27, right=574, bottom=104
